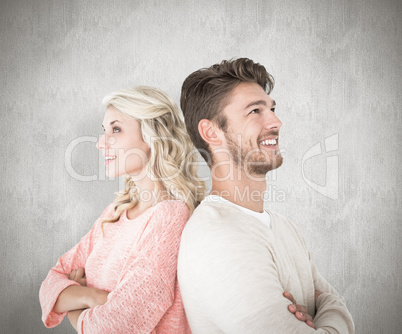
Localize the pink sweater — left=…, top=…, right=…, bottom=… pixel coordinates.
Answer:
left=39, top=200, right=191, bottom=334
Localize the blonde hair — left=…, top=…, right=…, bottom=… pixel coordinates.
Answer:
left=101, top=86, right=206, bottom=225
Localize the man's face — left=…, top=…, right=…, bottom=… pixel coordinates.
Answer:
left=220, top=82, right=283, bottom=176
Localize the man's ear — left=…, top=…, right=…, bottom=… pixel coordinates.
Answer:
left=198, top=119, right=223, bottom=147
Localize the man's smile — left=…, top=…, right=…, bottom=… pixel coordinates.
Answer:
left=259, top=138, right=278, bottom=146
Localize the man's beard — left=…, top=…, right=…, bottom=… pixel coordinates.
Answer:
left=225, top=131, right=283, bottom=176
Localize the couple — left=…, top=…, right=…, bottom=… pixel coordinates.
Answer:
left=40, top=58, right=354, bottom=333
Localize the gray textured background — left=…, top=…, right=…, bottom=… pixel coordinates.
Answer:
left=1, top=0, right=401, bottom=333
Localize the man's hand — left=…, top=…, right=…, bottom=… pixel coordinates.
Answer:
left=69, top=267, right=87, bottom=286
left=283, top=291, right=316, bottom=329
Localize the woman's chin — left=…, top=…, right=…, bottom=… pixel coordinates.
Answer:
left=105, top=170, right=120, bottom=178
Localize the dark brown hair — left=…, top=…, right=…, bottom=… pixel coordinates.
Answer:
left=180, top=58, right=274, bottom=165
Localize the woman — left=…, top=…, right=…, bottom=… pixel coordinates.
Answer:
left=39, top=86, right=205, bottom=333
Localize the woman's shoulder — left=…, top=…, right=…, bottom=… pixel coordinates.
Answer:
left=152, top=199, right=187, bottom=214
left=91, top=203, right=116, bottom=228
left=102, top=203, right=116, bottom=216
left=149, top=200, right=190, bottom=228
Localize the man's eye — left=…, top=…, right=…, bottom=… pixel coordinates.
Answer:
left=249, top=109, right=259, bottom=114
left=271, top=108, right=276, bottom=113
left=112, top=127, right=121, bottom=133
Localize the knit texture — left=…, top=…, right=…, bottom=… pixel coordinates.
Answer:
left=178, top=200, right=354, bottom=334
left=40, top=200, right=191, bottom=334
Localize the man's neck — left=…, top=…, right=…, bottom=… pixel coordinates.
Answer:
left=211, top=170, right=267, bottom=213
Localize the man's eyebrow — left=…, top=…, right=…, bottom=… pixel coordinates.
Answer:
left=244, top=99, right=276, bottom=110
left=101, top=120, right=121, bottom=128
left=244, top=100, right=267, bottom=110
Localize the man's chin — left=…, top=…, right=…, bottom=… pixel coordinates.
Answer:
left=270, top=155, right=284, bottom=171
left=246, top=155, right=283, bottom=176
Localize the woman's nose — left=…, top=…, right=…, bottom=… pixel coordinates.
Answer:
left=96, top=134, right=109, bottom=150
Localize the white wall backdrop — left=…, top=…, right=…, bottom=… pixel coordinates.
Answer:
left=1, top=0, right=400, bottom=333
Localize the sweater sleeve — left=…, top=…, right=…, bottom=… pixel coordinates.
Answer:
left=289, top=219, right=355, bottom=333
left=311, top=261, right=355, bottom=333
left=39, top=205, right=112, bottom=328
left=179, top=210, right=353, bottom=334
left=76, top=201, right=189, bottom=334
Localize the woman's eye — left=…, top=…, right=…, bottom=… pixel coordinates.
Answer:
left=271, top=108, right=276, bottom=113
left=112, top=127, right=121, bottom=133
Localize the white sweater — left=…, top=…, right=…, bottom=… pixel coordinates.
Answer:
left=178, top=200, right=354, bottom=333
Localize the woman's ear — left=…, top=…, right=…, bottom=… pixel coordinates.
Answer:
left=198, top=119, right=223, bottom=147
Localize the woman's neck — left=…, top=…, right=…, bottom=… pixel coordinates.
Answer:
left=126, top=174, right=168, bottom=220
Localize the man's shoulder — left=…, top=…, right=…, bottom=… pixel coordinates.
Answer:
left=181, top=200, right=258, bottom=249
left=184, top=200, right=247, bottom=234
left=178, top=201, right=274, bottom=279
left=189, top=200, right=234, bottom=220
left=184, top=201, right=299, bottom=234
left=267, top=210, right=305, bottom=237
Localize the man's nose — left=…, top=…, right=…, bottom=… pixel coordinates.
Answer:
left=263, top=110, right=282, bottom=130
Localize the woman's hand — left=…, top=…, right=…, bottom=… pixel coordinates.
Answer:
left=85, top=287, right=109, bottom=308
left=69, top=267, right=87, bottom=286
left=68, top=268, right=109, bottom=308
left=283, top=291, right=316, bottom=329
left=65, top=289, right=110, bottom=330
left=67, top=309, right=84, bottom=331
left=53, top=283, right=109, bottom=314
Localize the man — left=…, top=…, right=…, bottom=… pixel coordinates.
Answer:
left=177, top=58, right=354, bottom=333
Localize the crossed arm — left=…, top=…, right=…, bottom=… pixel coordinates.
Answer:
left=179, top=224, right=354, bottom=333
left=284, top=290, right=323, bottom=329
left=40, top=202, right=191, bottom=333
left=53, top=268, right=109, bottom=331
left=62, top=273, right=321, bottom=332
left=61, top=272, right=315, bottom=332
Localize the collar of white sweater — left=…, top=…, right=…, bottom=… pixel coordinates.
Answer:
left=202, top=195, right=271, bottom=228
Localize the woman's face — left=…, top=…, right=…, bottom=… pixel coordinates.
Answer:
left=96, top=106, right=151, bottom=178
